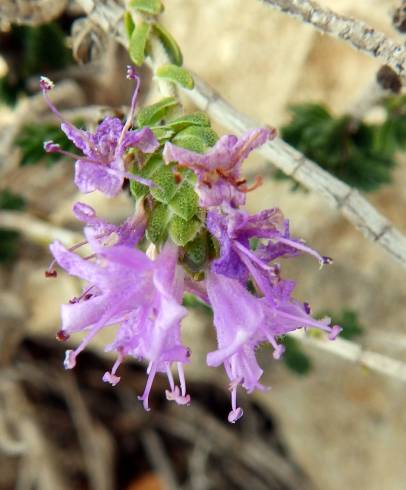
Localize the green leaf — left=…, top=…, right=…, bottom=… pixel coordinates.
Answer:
left=155, top=64, right=194, bottom=90
left=183, top=232, right=208, bottom=272
left=137, top=96, right=178, bottom=127
left=130, top=0, right=163, bottom=15
left=152, top=22, right=183, bottom=66
left=166, top=111, right=211, bottom=132
left=124, top=11, right=135, bottom=39
left=169, top=180, right=198, bottom=220
left=130, top=154, right=163, bottom=199
left=152, top=127, right=175, bottom=142
left=282, top=337, right=312, bottom=375
left=176, top=126, right=218, bottom=147
left=171, top=126, right=218, bottom=153
left=129, top=21, right=151, bottom=66
left=146, top=203, right=169, bottom=244
left=168, top=215, right=201, bottom=246
left=150, top=164, right=177, bottom=203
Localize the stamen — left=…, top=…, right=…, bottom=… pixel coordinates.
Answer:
left=239, top=175, right=263, bottom=193
left=117, top=66, right=140, bottom=149
left=275, top=236, right=326, bottom=266
left=45, top=239, right=88, bottom=277
left=138, top=363, right=158, bottom=411
left=43, top=140, right=83, bottom=160
left=228, top=384, right=243, bottom=423
left=103, top=352, right=124, bottom=386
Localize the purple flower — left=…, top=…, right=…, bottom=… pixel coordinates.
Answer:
left=73, top=201, right=146, bottom=248
left=207, top=206, right=332, bottom=285
left=50, top=238, right=190, bottom=411
left=206, top=270, right=341, bottom=423
left=163, top=128, right=275, bottom=207
left=40, top=68, right=159, bottom=197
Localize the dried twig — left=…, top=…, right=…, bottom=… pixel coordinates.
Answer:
left=261, top=0, right=406, bottom=78
left=74, top=0, right=406, bottom=269
left=141, top=429, right=179, bottom=490
left=60, top=375, right=114, bottom=490
left=0, top=211, right=81, bottom=247
left=291, top=330, right=406, bottom=383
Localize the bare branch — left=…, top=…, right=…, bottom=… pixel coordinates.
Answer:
left=261, top=0, right=406, bottom=78
left=0, top=211, right=81, bottom=247
left=291, top=330, right=406, bottom=383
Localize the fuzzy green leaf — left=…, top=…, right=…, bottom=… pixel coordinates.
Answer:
left=137, top=97, right=178, bottom=127
left=168, top=180, right=198, bottom=220
left=130, top=0, right=163, bottom=15
left=152, top=23, right=183, bottom=66
left=146, top=203, right=169, bottom=244
left=129, top=154, right=163, bottom=199
left=151, top=127, right=175, bottom=142
left=166, top=111, right=211, bottom=132
left=168, top=215, right=201, bottom=246
left=183, top=232, right=208, bottom=272
left=150, top=164, right=177, bottom=203
left=155, top=64, right=194, bottom=90
left=129, top=22, right=150, bottom=66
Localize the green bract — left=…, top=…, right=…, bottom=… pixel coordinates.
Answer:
left=168, top=215, right=202, bottom=247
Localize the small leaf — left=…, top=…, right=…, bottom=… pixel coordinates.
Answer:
left=168, top=215, right=201, bottom=246
left=152, top=127, right=175, bottom=141
left=170, top=134, right=206, bottom=153
left=130, top=0, right=163, bottom=15
left=129, top=22, right=151, bottom=66
left=146, top=203, right=169, bottom=244
left=130, top=154, right=162, bottom=199
left=150, top=164, right=177, bottom=203
left=166, top=111, right=211, bottom=132
left=137, top=97, right=178, bottom=127
left=152, top=23, right=183, bottom=66
left=124, top=11, right=135, bottom=39
left=169, top=180, right=199, bottom=220
left=175, top=126, right=218, bottom=147
left=183, top=232, right=208, bottom=272
left=155, top=64, right=194, bottom=90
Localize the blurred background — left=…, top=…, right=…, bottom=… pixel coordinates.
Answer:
left=1, top=0, right=406, bottom=489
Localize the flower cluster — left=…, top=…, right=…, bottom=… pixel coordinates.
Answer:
left=45, top=68, right=341, bottom=423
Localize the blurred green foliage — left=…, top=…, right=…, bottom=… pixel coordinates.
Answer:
left=0, top=22, right=72, bottom=105
left=15, top=122, right=81, bottom=166
left=277, top=101, right=406, bottom=192
left=0, top=190, right=26, bottom=262
left=282, top=309, right=363, bottom=375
